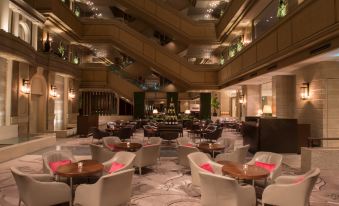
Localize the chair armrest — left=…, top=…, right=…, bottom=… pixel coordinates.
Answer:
left=209, top=161, right=223, bottom=175
left=29, top=173, right=55, bottom=182
left=274, top=175, right=303, bottom=184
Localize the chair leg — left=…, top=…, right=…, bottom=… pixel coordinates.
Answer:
left=18, top=199, right=21, bottom=206
left=139, top=167, right=142, bottom=175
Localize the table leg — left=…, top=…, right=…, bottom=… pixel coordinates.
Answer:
left=70, top=177, right=73, bottom=206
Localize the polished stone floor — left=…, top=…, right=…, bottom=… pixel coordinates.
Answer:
left=0, top=129, right=338, bottom=206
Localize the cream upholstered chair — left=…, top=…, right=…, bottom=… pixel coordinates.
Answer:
left=11, top=167, right=71, bottom=206
left=102, top=151, right=135, bottom=174
left=74, top=168, right=135, bottom=206
left=177, top=137, right=193, bottom=145
left=246, top=151, right=283, bottom=184
left=90, top=144, right=115, bottom=163
left=178, top=145, right=199, bottom=167
left=215, top=144, right=250, bottom=164
left=42, top=150, right=76, bottom=175
left=148, top=136, right=162, bottom=145
left=187, top=152, right=223, bottom=187
left=262, top=168, right=320, bottom=206
left=216, top=137, right=235, bottom=152
left=134, top=144, right=161, bottom=175
left=199, top=171, right=256, bottom=206
left=102, top=136, right=121, bottom=150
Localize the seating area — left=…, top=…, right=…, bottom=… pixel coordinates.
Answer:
left=0, top=122, right=329, bottom=206
left=1, top=0, right=339, bottom=205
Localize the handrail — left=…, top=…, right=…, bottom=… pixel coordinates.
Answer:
left=308, top=137, right=339, bottom=147
left=110, top=0, right=217, bottom=42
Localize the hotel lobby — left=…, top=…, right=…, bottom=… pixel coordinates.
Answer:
left=0, top=0, right=339, bottom=205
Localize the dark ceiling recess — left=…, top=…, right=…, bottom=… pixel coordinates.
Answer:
left=153, top=31, right=172, bottom=46
left=310, top=43, right=331, bottom=55
left=109, top=6, right=135, bottom=22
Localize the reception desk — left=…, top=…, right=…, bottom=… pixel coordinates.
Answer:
left=242, top=117, right=299, bottom=153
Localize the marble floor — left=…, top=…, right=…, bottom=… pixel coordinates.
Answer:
left=0, top=129, right=338, bottom=206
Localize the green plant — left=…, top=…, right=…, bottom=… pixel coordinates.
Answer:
left=211, top=96, right=220, bottom=116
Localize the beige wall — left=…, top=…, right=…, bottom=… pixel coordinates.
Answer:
left=272, top=75, right=296, bottom=118
left=242, top=85, right=261, bottom=118
left=294, top=61, right=339, bottom=146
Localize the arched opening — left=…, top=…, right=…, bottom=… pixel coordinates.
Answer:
left=29, top=71, right=47, bottom=134
left=18, top=21, right=30, bottom=43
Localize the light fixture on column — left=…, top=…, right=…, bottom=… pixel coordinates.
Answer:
left=21, top=79, right=31, bottom=94
left=300, top=83, right=310, bottom=100
left=50, top=85, right=59, bottom=98
left=69, top=88, right=76, bottom=99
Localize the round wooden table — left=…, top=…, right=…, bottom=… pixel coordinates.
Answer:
left=197, top=143, right=225, bottom=157
left=56, top=160, right=104, bottom=206
left=114, top=142, right=142, bottom=152
left=218, top=161, right=270, bottom=185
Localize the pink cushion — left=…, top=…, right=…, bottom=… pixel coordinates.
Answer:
left=49, top=160, right=71, bottom=172
left=200, top=163, right=214, bottom=173
left=108, top=162, right=125, bottom=173
left=255, top=161, right=276, bottom=172
left=107, top=144, right=115, bottom=150
left=184, top=144, right=194, bottom=147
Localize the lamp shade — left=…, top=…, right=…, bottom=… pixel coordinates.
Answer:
left=184, top=109, right=191, bottom=114
left=152, top=109, right=158, bottom=114
left=263, top=105, right=272, bottom=114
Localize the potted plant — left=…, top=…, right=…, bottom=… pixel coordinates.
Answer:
left=211, top=96, right=220, bottom=116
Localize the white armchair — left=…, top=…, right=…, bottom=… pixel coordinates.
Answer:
left=11, top=167, right=71, bottom=206
left=216, top=137, right=235, bottom=152
left=102, top=136, right=121, bottom=150
left=178, top=145, right=199, bottom=167
left=90, top=144, right=115, bottom=163
left=215, top=144, right=249, bottom=164
left=134, top=144, right=161, bottom=175
left=262, top=168, right=320, bottom=206
left=246, top=151, right=283, bottom=183
left=148, top=136, right=162, bottom=145
left=102, top=151, right=136, bottom=174
left=74, top=168, right=135, bottom=206
left=177, top=137, right=193, bottom=145
left=199, top=171, right=256, bottom=206
left=42, top=150, right=76, bottom=175
left=187, top=152, right=223, bottom=187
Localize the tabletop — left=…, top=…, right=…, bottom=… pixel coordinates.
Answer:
left=56, top=160, right=104, bottom=178
left=218, top=161, right=270, bottom=180
left=198, top=142, right=225, bottom=151
left=114, top=142, right=142, bottom=152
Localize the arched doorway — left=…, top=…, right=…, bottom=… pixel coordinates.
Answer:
left=29, top=70, right=47, bottom=134
left=18, top=21, right=30, bottom=43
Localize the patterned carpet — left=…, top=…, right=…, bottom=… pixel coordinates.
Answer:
left=0, top=130, right=338, bottom=206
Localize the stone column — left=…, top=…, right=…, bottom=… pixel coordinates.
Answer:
left=272, top=75, right=296, bottom=118
left=0, top=0, right=9, bottom=32
left=63, top=76, right=69, bottom=129
left=12, top=11, right=19, bottom=36
left=242, top=85, right=261, bottom=118
left=5, top=60, right=12, bottom=125
left=31, top=24, right=38, bottom=50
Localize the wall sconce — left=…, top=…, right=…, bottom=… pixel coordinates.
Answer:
left=21, top=79, right=31, bottom=94
left=239, top=95, right=245, bottom=104
left=50, top=85, right=59, bottom=98
left=69, top=88, right=75, bottom=99
left=300, top=83, right=310, bottom=100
